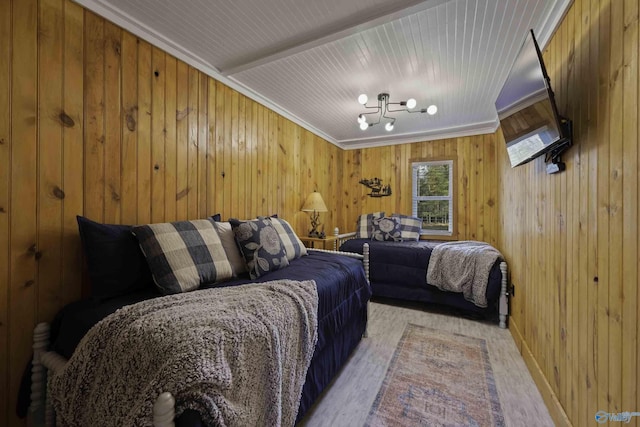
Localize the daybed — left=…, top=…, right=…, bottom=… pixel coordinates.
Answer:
left=25, top=216, right=372, bottom=427
left=335, top=213, right=508, bottom=328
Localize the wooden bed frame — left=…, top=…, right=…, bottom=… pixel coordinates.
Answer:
left=28, top=246, right=370, bottom=427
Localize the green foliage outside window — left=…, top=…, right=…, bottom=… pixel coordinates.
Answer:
left=417, top=200, right=450, bottom=230
left=414, top=163, right=451, bottom=232
left=417, top=164, right=449, bottom=197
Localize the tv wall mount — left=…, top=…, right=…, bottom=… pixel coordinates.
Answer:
left=545, top=117, right=573, bottom=174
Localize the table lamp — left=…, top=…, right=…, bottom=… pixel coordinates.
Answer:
left=301, top=191, right=328, bottom=238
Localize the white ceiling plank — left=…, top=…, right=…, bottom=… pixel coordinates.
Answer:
left=220, top=0, right=452, bottom=76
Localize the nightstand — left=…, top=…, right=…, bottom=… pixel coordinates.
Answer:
left=299, top=235, right=339, bottom=250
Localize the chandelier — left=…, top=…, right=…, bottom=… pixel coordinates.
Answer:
left=357, top=93, right=437, bottom=131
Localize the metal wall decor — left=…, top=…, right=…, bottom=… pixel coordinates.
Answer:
left=359, top=177, right=392, bottom=197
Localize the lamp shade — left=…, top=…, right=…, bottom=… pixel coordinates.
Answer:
left=301, top=191, right=328, bottom=212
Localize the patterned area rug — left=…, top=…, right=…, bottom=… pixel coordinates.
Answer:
left=367, top=324, right=505, bottom=426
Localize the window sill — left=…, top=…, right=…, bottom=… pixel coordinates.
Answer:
left=419, top=232, right=457, bottom=241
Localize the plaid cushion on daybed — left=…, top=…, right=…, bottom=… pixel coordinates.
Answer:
left=392, top=213, right=422, bottom=241
left=355, top=212, right=384, bottom=238
left=268, top=217, right=308, bottom=261
left=132, top=219, right=233, bottom=294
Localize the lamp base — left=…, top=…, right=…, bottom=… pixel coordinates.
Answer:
left=308, top=230, right=326, bottom=239
left=307, top=211, right=325, bottom=238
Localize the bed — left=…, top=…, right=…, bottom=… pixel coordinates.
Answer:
left=25, top=217, right=372, bottom=427
left=337, top=233, right=508, bottom=328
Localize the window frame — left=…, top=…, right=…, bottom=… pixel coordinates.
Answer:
left=411, top=159, right=454, bottom=237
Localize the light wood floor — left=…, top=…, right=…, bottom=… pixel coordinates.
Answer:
left=300, top=301, right=554, bottom=427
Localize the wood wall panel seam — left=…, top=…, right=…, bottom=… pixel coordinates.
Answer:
left=0, top=0, right=12, bottom=423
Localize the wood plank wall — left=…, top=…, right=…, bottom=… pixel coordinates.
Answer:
left=340, top=135, right=499, bottom=246
left=0, top=1, right=343, bottom=424
left=497, top=0, right=639, bottom=425
left=4, top=1, right=636, bottom=426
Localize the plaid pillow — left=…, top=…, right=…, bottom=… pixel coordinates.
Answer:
left=355, top=212, right=384, bottom=238
left=392, top=213, right=422, bottom=241
left=230, top=218, right=289, bottom=279
left=268, top=217, right=308, bottom=261
left=132, top=219, right=233, bottom=294
left=213, top=221, right=248, bottom=276
left=371, top=217, right=402, bottom=241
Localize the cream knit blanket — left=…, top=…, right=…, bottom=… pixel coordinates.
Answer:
left=50, top=280, right=318, bottom=427
left=427, top=241, right=502, bottom=307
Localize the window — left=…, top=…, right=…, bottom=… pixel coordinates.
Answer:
left=412, top=160, right=453, bottom=235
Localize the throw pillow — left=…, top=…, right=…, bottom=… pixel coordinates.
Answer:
left=392, top=213, right=423, bottom=241
left=132, top=219, right=233, bottom=294
left=354, top=212, right=385, bottom=238
left=213, top=221, right=249, bottom=276
left=371, top=217, right=402, bottom=241
left=229, top=217, right=289, bottom=279
left=263, top=217, right=307, bottom=261
left=76, top=216, right=154, bottom=300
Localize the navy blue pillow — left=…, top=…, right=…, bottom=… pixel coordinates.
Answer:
left=210, top=213, right=221, bottom=222
left=76, top=216, right=154, bottom=300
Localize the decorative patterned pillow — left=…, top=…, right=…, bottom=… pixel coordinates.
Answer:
left=213, top=221, right=248, bottom=276
left=355, top=212, right=385, bottom=238
left=392, top=213, right=423, bottom=241
left=371, top=217, right=402, bottom=241
left=265, top=217, right=307, bottom=261
left=132, top=219, right=233, bottom=294
left=229, top=217, right=289, bottom=279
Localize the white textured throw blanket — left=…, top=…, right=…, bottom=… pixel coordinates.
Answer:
left=426, top=241, right=502, bottom=307
left=50, top=280, right=318, bottom=427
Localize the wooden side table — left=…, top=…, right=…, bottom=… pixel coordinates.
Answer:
left=299, top=235, right=339, bottom=250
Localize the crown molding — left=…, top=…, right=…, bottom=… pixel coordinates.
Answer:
left=338, top=119, right=500, bottom=150
left=536, top=0, right=573, bottom=48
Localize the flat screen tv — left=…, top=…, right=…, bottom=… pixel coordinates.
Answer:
left=495, top=29, right=571, bottom=168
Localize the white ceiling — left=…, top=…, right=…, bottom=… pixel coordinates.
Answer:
left=75, top=0, right=572, bottom=149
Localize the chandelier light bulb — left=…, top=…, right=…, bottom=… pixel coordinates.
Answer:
left=356, top=92, right=434, bottom=131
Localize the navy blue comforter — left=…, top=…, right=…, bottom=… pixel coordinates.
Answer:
left=340, top=238, right=502, bottom=316
left=19, top=251, right=371, bottom=425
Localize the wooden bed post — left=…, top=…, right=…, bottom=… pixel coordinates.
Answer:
left=153, top=392, right=176, bottom=427
left=499, top=262, right=509, bottom=329
left=363, top=243, right=370, bottom=338
left=40, top=351, right=69, bottom=426
left=30, top=323, right=71, bottom=427
left=333, top=227, right=339, bottom=251
left=30, top=322, right=50, bottom=427
left=362, top=243, right=370, bottom=282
